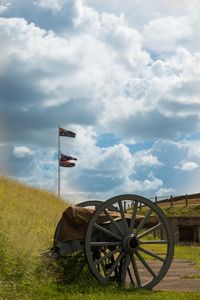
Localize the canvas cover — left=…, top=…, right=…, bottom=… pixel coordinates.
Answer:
left=56, top=206, right=158, bottom=242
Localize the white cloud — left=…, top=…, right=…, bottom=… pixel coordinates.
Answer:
left=38, top=0, right=67, bottom=11
left=142, top=172, right=163, bottom=190
left=0, top=3, right=10, bottom=13
left=176, top=161, right=199, bottom=171
left=150, top=139, right=200, bottom=194
left=133, top=150, right=163, bottom=168
left=156, top=187, right=175, bottom=197
left=99, top=12, right=151, bottom=71
left=123, top=172, right=163, bottom=194
left=1, top=6, right=200, bottom=145
left=13, top=146, right=34, bottom=158
left=187, top=142, right=200, bottom=160
left=84, top=0, right=200, bottom=31
left=143, top=16, right=193, bottom=54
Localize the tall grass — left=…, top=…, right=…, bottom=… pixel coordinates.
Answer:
left=0, top=177, right=68, bottom=298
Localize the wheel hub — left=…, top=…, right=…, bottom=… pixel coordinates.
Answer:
left=122, top=234, right=139, bottom=253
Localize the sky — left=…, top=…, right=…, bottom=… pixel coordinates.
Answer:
left=0, top=0, right=200, bottom=202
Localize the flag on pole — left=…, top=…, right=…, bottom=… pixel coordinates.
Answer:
left=59, top=159, right=75, bottom=168
left=59, top=127, right=76, bottom=138
left=61, top=153, right=77, bottom=161
left=59, top=153, right=76, bottom=167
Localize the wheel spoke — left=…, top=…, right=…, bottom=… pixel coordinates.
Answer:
left=130, top=253, right=141, bottom=287
left=104, top=209, right=124, bottom=236
left=137, top=223, right=162, bottom=239
left=135, top=251, right=156, bottom=278
left=128, top=266, right=135, bottom=286
left=135, top=208, right=153, bottom=236
left=140, top=240, right=167, bottom=245
left=130, top=201, right=138, bottom=230
left=138, top=246, right=165, bottom=262
left=95, top=247, right=122, bottom=265
left=90, top=241, right=121, bottom=246
left=94, top=223, right=122, bottom=241
left=118, top=201, right=129, bottom=233
left=121, top=254, right=129, bottom=285
left=105, top=251, right=124, bottom=281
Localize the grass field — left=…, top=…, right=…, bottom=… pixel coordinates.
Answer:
left=0, top=177, right=200, bottom=299
left=157, top=199, right=200, bottom=217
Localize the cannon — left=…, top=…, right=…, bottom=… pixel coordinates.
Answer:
left=53, top=194, right=174, bottom=289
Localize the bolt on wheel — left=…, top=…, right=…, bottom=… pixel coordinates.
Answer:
left=85, top=194, right=174, bottom=289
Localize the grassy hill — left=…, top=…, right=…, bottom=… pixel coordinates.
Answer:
left=135, top=195, right=200, bottom=217
left=0, top=177, right=68, bottom=298
left=156, top=197, right=200, bottom=217
left=0, top=177, right=200, bottom=299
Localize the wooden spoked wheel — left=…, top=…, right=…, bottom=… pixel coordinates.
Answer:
left=85, top=194, right=174, bottom=289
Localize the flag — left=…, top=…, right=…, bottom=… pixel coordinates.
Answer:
left=59, top=127, right=76, bottom=138
left=61, top=153, right=77, bottom=161
left=59, top=153, right=76, bottom=167
left=59, top=159, right=75, bottom=168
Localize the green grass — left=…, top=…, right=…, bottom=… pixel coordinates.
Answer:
left=19, top=286, right=200, bottom=300
left=138, top=204, right=200, bottom=217
left=0, top=176, right=68, bottom=298
left=174, top=245, right=200, bottom=268
left=0, top=177, right=200, bottom=299
left=162, top=205, right=200, bottom=217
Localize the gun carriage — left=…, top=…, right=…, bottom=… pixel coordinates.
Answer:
left=53, top=194, right=174, bottom=289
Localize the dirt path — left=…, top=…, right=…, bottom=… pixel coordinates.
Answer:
left=154, top=259, right=200, bottom=291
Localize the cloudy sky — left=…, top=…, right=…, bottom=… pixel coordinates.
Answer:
left=0, top=0, right=200, bottom=202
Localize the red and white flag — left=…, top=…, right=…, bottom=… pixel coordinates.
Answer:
left=59, top=127, right=76, bottom=138
left=60, top=153, right=77, bottom=161
left=59, top=159, right=75, bottom=168
left=59, top=153, right=76, bottom=167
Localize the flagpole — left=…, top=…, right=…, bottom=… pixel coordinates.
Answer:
left=58, top=125, right=60, bottom=197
